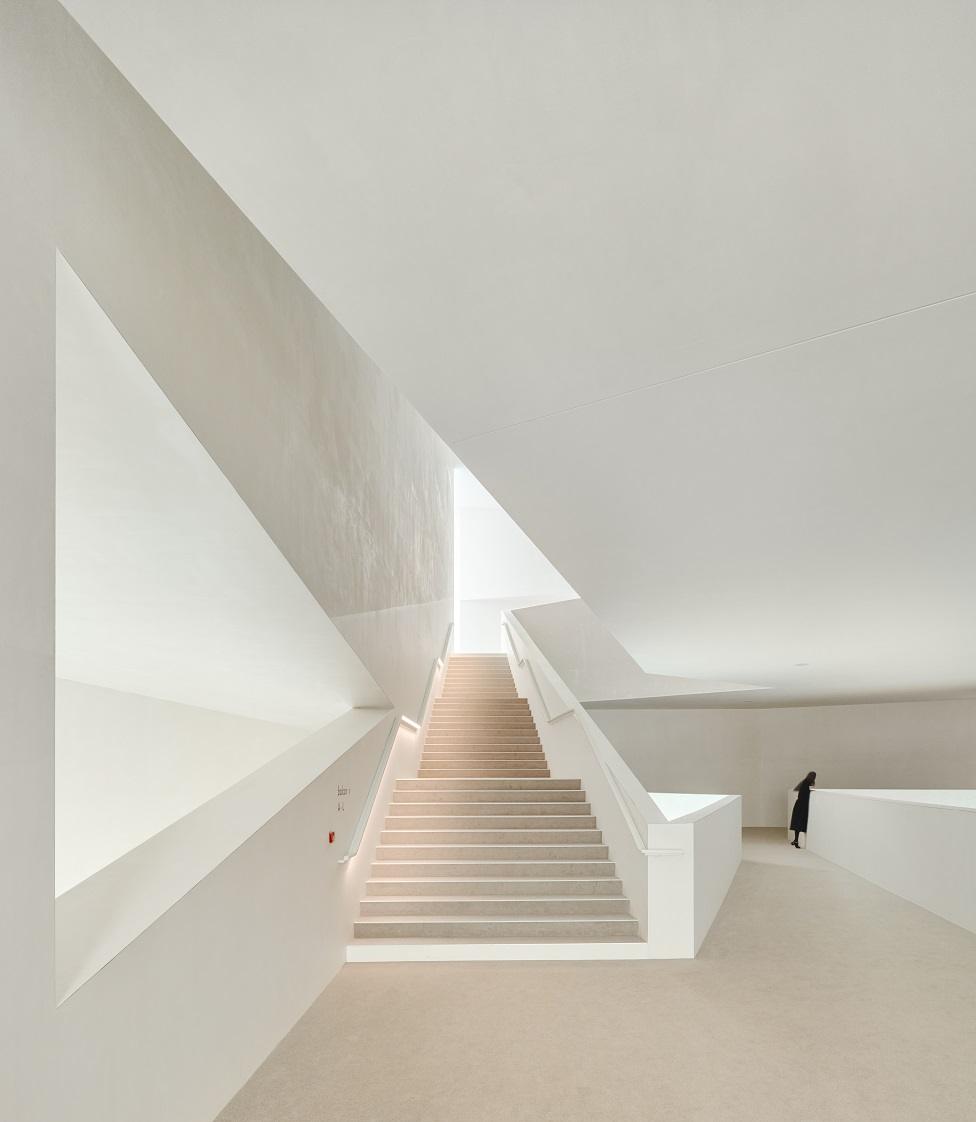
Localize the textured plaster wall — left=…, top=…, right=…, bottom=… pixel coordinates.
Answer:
left=52, top=4, right=453, bottom=715
left=0, top=5, right=452, bottom=1121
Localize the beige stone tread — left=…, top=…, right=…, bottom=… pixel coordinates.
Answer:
left=353, top=916, right=640, bottom=938
left=365, top=876, right=625, bottom=895
left=360, top=896, right=631, bottom=915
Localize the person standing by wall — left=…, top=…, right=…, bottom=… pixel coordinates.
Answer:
left=790, top=771, right=817, bottom=847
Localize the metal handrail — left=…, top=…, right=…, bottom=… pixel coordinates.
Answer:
left=339, top=622, right=453, bottom=864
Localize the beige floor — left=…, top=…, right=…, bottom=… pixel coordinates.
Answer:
left=216, top=829, right=976, bottom=1122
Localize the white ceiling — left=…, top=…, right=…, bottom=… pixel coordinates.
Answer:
left=57, top=255, right=386, bottom=726
left=62, top=1, right=976, bottom=702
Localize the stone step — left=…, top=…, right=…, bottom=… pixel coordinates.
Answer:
left=365, top=876, right=624, bottom=897
left=417, top=769, right=552, bottom=779
left=353, top=916, right=640, bottom=939
left=419, top=759, right=548, bottom=767
left=427, top=719, right=538, bottom=728
left=370, top=859, right=616, bottom=879
left=391, top=788, right=587, bottom=804
left=360, top=896, right=631, bottom=917
left=384, top=814, right=597, bottom=830
left=374, top=843, right=610, bottom=861
left=420, top=758, right=548, bottom=767
left=417, top=769, right=551, bottom=779
left=387, top=801, right=592, bottom=816
left=379, top=828, right=603, bottom=845
left=424, top=746, right=543, bottom=752
left=434, top=697, right=528, bottom=703
left=421, top=748, right=546, bottom=757
left=396, top=777, right=580, bottom=790
left=426, top=736, right=542, bottom=745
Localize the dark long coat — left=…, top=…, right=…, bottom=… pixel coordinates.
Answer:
left=790, top=782, right=813, bottom=832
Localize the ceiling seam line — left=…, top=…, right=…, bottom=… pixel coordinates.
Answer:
left=451, top=286, right=976, bottom=447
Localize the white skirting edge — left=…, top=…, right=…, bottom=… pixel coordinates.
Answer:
left=346, top=941, right=650, bottom=963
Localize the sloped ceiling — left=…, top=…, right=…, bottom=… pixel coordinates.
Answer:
left=61, top=0, right=976, bottom=702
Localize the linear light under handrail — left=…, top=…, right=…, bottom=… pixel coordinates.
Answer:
left=339, top=622, right=453, bottom=865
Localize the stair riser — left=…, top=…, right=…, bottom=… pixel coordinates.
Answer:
left=421, top=751, right=546, bottom=758
left=420, top=753, right=546, bottom=762
left=380, top=830, right=603, bottom=845
left=365, top=877, right=624, bottom=897
left=392, top=790, right=586, bottom=804
left=388, top=802, right=592, bottom=815
left=385, top=816, right=597, bottom=830
left=418, top=771, right=552, bottom=779
left=420, top=763, right=549, bottom=770
left=360, top=898, right=631, bottom=917
left=354, top=918, right=640, bottom=939
left=430, top=700, right=531, bottom=709
left=425, top=739, right=541, bottom=746
left=428, top=716, right=536, bottom=723
left=397, top=778, right=580, bottom=789
left=375, top=845, right=610, bottom=861
left=428, top=727, right=538, bottom=736
left=420, top=756, right=546, bottom=763
left=371, top=861, right=615, bottom=878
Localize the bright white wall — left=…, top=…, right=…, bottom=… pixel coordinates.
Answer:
left=595, top=707, right=761, bottom=824
left=692, top=797, right=742, bottom=952
left=0, top=5, right=55, bottom=1117
left=56, top=257, right=384, bottom=725
left=0, top=8, right=454, bottom=1122
left=55, top=679, right=308, bottom=894
left=590, top=699, right=976, bottom=827
left=808, top=790, right=976, bottom=935
left=755, top=700, right=976, bottom=824
left=56, top=715, right=391, bottom=1122
left=454, top=469, right=574, bottom=651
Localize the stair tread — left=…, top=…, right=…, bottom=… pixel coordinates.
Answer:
left=366, top=877, right=620, bottom=884
left=372, top=859, right=614, bottom=866
left=359, top=895, right=626, bottom=903
left=349, top=936, right=645, bottom=945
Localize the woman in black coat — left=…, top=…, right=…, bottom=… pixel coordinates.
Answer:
left=790, top=771, right=817, bottom=847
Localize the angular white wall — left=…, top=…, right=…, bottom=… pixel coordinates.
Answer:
left=1, top=6, right=454, bottom=1121
left=454, top=469, right=575, bottom=651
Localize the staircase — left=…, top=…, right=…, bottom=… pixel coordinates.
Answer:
left=352, top=653, right=641, bottom=942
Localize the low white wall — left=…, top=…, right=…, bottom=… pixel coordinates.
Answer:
left=757, top=702, right=976, bottom=824
left=56, top=679, right=308, bottom=893
left=504, top=614, right=741, bottom=958
left=646, top=797, right=741, bottom=958
left=56, top=713, right=392, bottom=1122
left=589, top=699, right=976, bottom=827
left=56, top=708, right=391, bottom=1003
left=592, top=708, right=760, bottom=823
left=505, top=633, right=651, bottom=940
left=808, top=790, right=976, bottom=935
left=692, top=797, right=742, bottom=951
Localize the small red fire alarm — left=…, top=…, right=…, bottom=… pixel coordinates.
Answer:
left=328, top=831, right=335, bottom=844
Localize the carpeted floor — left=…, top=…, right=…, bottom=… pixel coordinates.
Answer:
left=216, top=828, right=976, bottom=1122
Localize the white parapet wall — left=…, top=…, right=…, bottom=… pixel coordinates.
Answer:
left=503, top=612, right=742, bottom=958
left=807, top=790, right=976, bottom=935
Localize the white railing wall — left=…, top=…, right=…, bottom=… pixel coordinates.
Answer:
left=337, top=624, right=453, bottom=942
left=503, top=611, right=741, bottom=957
left=808, top=789, right=976, bottom=935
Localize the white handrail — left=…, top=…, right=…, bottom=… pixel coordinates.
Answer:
left=339, top=622, right=453, bottom=864
left=502, top=617, right=659, bottom=852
